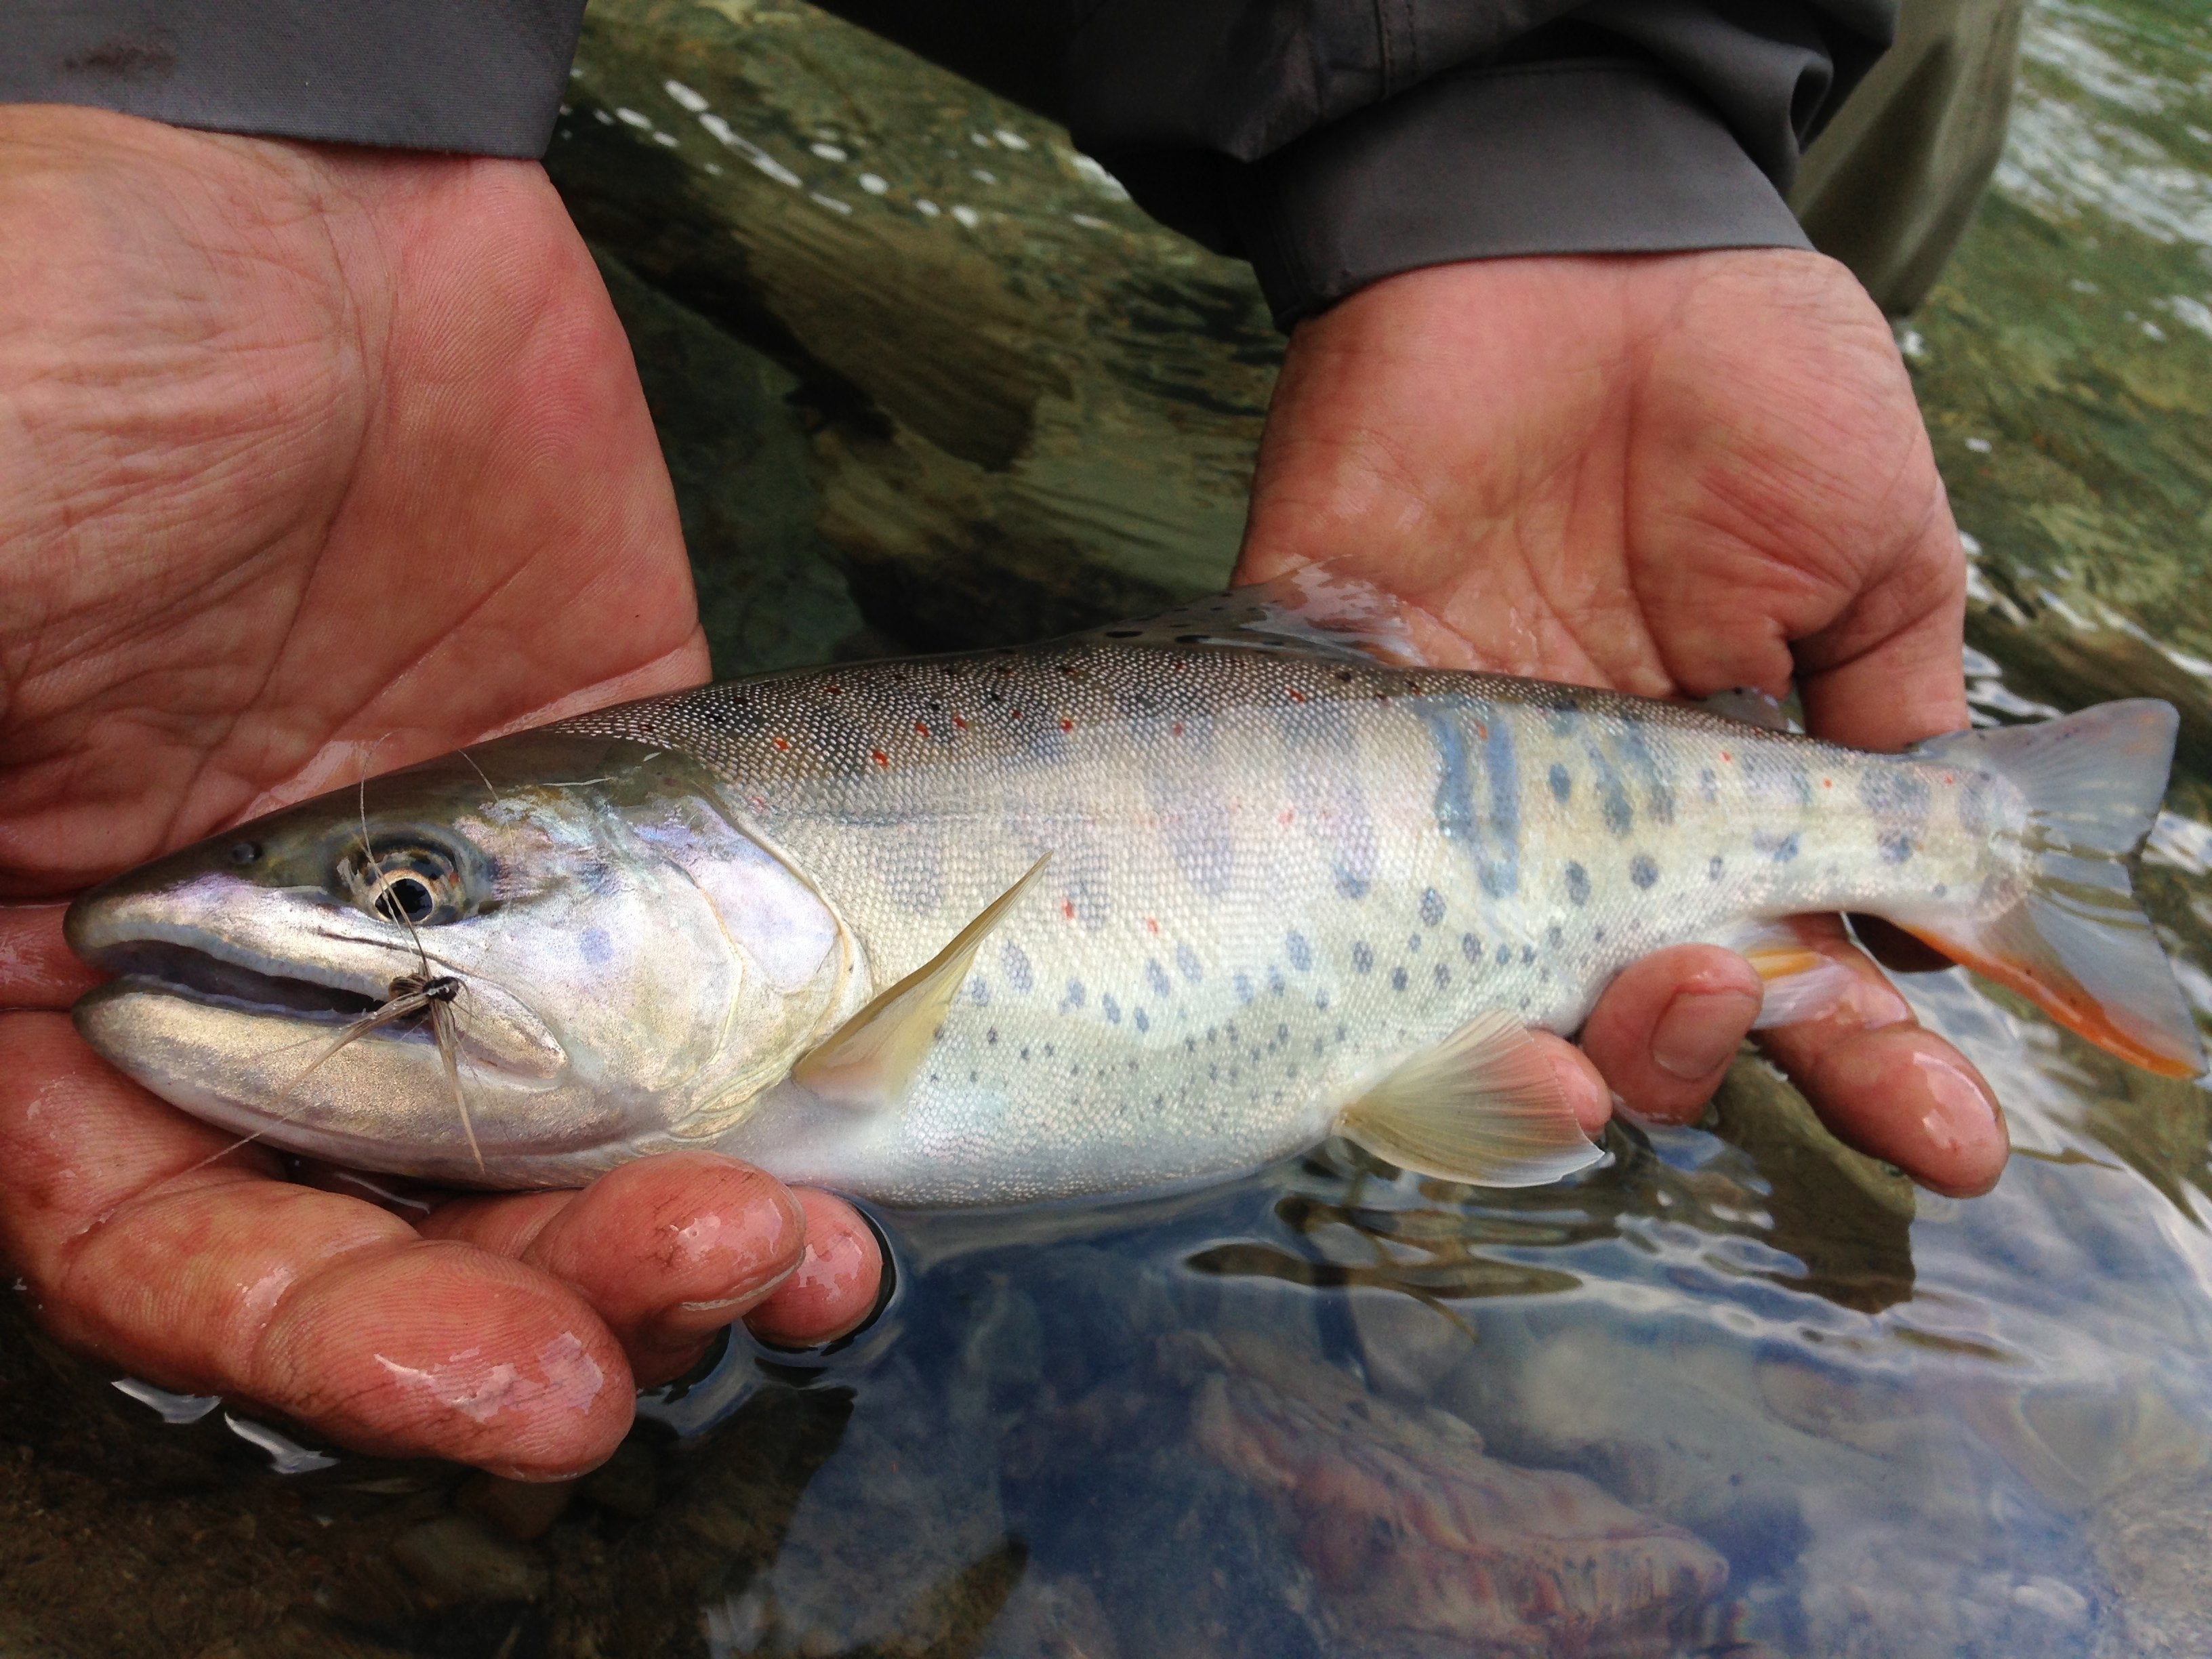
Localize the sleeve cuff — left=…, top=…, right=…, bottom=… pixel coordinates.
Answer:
left=1225, top=56, right=1814, bottom=330
left=0, top=1, right=585, bottom=158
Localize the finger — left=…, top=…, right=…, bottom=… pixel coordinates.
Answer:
left=1579, top=945, right=1765, bottom=1124
left=1, top=1013, right=634, bottom=1477
left=1523, top=1031, right=1614, bottom=1141
left=745, top=1188, right=888, bottom=1350
left=0, top=903, right=104, bottom=1010
left=1748, top=920, right=2008, bottom=1197
left=426, top=1152, right=811, bottom=1386
left=1795, top=519, right=1971, bottom=751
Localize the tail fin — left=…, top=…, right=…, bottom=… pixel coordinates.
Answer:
left=1903, top=701, right=2205, bottom=1079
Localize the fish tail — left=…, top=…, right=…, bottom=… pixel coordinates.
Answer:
left=1902, top=701, right=2205, bottom=1078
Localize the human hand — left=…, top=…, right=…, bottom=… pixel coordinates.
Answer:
left=0, top=106, right=880, bottom=1477
left=1237, top=249, right=2005, bottom=1197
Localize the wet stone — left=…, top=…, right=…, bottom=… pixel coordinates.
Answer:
left=456, top=1471, right=575, bottom=1541
left=387, top=1514, right=548, bottom=1606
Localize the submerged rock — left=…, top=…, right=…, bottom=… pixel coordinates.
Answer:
left=1169, top=1332, right=1727, bottom=1657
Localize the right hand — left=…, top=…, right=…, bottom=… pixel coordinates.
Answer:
left=0, top=106, right=881, bottom=1479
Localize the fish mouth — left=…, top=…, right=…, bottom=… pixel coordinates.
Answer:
left=90, top=939, right=415, bottom=1029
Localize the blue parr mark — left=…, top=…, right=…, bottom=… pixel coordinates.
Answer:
left=1419, top=704, right=1519, bottom=898
left=1549, top=763, right=1572, bottom=804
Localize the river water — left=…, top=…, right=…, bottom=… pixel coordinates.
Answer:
left=3, top=2, right=2211, bottom=1656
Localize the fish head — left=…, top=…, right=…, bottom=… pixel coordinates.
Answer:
left=66, top=732, right=852, bottom=1186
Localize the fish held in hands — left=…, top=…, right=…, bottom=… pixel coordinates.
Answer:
left=65, top=577, right=2206, bottom=1204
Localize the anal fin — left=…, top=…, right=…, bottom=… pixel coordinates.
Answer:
left=792, top=853, right=1050, bottom=1109
left=1710, top=916, right=1861, bottom=1029
left=1339, top=1010, right=1601, bottom=1188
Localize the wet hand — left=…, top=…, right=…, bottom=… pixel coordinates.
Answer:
left=1236, top=249, right=2006, bottom=1197
left=0, top=106, right=882, bottom=1475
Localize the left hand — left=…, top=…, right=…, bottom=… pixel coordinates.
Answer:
left=1237, top=248, right=2007, bottom=1197
left=0, top=109, right=879, bottom=1480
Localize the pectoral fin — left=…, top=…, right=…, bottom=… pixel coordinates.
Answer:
left=1339, top=1010, right=1602, bottom=1187
left=792, top=854, right=1051, bottom=1109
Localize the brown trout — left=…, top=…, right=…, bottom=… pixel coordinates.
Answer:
left=65, top=582, right=2206, bottom=1204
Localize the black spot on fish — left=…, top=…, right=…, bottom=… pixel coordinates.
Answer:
left=1708, top=855, right=1725, bottom=881
left=1603, top=789, right=1633, bottom=837
left=1495, top=944, right=1512, bottom=966
left=1631, top=855, right=1659, bottom=890
left=1933, top=882, right=1948, bottom=899
left=1134, top=1008, right=1150, bottom=1033
left=1334, top=866, right=1370, bottom=901
left=1764, top=833, right=1801, bottom=864
left=1268, top=968, right=1286, bottom=996
left=1065, top=979, right=1085, bottom=1008
left=986, top=1028, right=998, bottom=1046
left=1235, top=973, right=1254, bottom=1003
left=1391, top=966, right=1408, bottom=991
left=1176, top=942, right=1204, bottom=983
left=1879, top=832, right=1914, bottom=865
left=1549, top=764, right=1572, bottom=803
left=1146, top=958, right=1172, bottom=998
left=1101, top=994, right=1121, bottom=1024
left=1699, top=768, right=1719, bottom=804
left=1461, top=932, right=1481, bottom=963
left=1521, top=944, right=1536, bottom=965
left=1286, top=931, right=1311, bottom=971
left=1000, top=941, right=1033, bottom=994
left=1353, top=943, right=1373, bottom=975
left=1547, top=924, right=1563, bottom=948
left=1419, top=888, right=1446, bottom=927
left=1565, top=862, right=1590, bottom=906
left=1433, top=963, right=1450, bottom=989
left=1406, top=933, right=1421, bottom=954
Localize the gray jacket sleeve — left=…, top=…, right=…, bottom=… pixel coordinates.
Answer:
left=0, top=0, right=1896, bottom=327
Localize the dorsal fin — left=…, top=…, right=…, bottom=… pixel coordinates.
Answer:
left=1698, top=687, right=1799, bottom=733
left=791, top=854, right=1051, bottom=1109
left=1080, top=564, right=1417, bottom=666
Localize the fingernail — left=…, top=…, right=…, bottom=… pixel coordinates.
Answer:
left=1652, top=989, right=1760, bottom=1080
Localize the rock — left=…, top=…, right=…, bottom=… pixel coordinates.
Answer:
left=456, top=1471, right=576, bottom=1541
left=546, top=0, right=1275, bottom=652
left=1174, top=1332, right=1727, bottom=1657
left=386, top=1514, right=548, bottom=1606
left=579, top=1434, right=661, bottom=1519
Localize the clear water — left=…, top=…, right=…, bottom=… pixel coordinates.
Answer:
left=5, top=2, right=2212, bottom=1655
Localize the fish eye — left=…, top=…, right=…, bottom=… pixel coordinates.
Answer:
left=346, top=843, right=466, bottom=928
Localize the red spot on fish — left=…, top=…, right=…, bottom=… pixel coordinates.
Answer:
left=1720, top=751, right=1733, bottom=763
left=825, top=684, right=842, bottom=695
left=872, top=750, right=888, bottom=766
left=1171, top=722, right=1184, bottom=737
left=1472, top=721, right=1488, bottom=739
left=1011, top=708, right=1024, bottom=719
left=1943, top=772, right=1954, bottom=785
left=1279, top=810, right=1294, bottom=825
left=772, top=737, right=790, bottom=752
left=952, top=714, right=968, bottom=730
left=1288, top=688, right=1307, bottom=703
left=1060, top=718, right=1074, bottom=732
left=1062, top=899, right=1076, bottom=920
left=915, top=720, right=930, bottom=736
left=1147, top=917, right=1160, bottom=934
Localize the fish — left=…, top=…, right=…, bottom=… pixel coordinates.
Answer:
left=64, top=575, right=2207, bottom=1205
